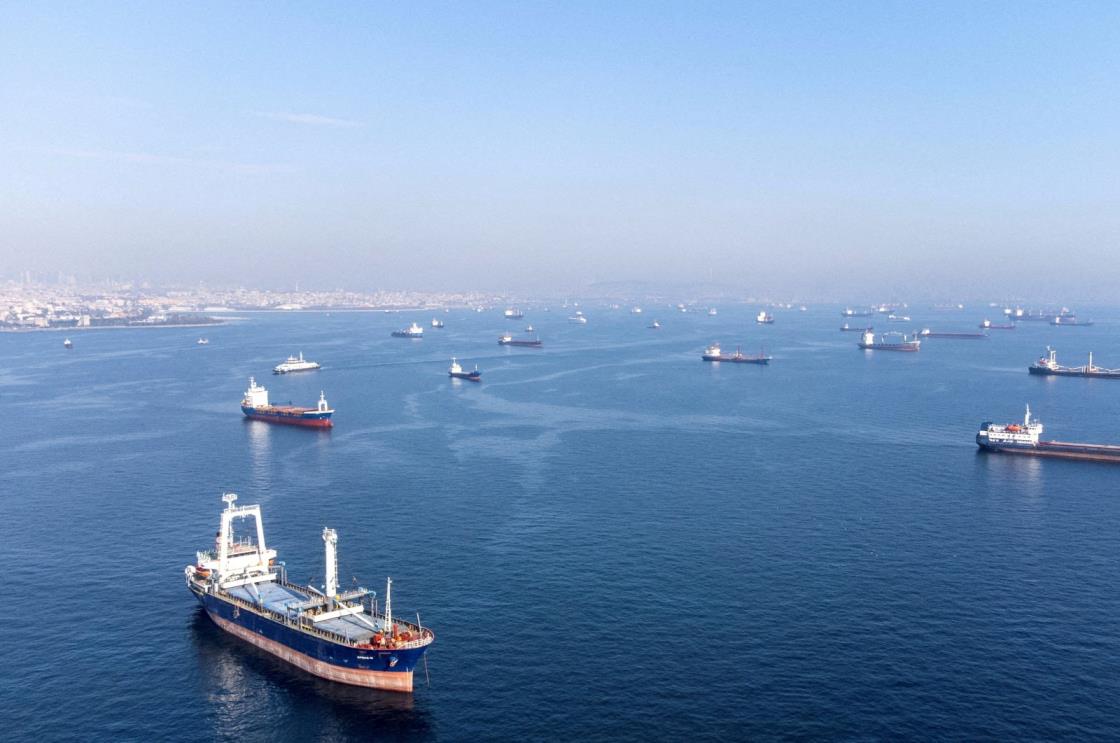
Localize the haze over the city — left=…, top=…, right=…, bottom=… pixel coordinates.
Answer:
left=2, top=2, right=1117, bottom=300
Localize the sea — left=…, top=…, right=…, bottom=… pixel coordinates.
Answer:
left=2, top=305, right=1119, bottom=741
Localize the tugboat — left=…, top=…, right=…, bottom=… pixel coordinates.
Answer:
left=186, top=493, right=434, bottom=691
left=977, top=405, right=1120, bottom=462
left=498, top=333, right=542, bottom=347
left=241, top=378, right=334, bottom=428
left=858, top=330, right=920, bottom=351
left=448, top=357, right=481, bottom=381
left=701, top=342, right=771, bottom=364
left=63, top=338, right=73, bottom=349
left=431, top=318, right=444, bottom=329
left=504, top=307, right=524, bottom=320
left=391, top=322, right=424, bottom=338
left=273, top=352, right=321, bottom=374
left=756, top=311, right=774, bottom=324
left=1029, top=347, right=1120, bottom=378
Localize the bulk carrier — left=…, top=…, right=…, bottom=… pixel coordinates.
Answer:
left=977, top=406, right=1120, bottom=463
left=701, top=343, right=771, bottom=364
left=858, top=330, right=920, bottom=352
left=186, top=494, right=433, bottom=691
left=1029, top=347, right=1120, bottom=379
left=241, top=377, right=333, bottom=428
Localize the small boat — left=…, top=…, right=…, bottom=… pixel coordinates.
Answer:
left=887, top=314, right=911, bottom=322
left=431, top=318, right=444, bottom=329
left=708, top=308, right=718, bottom=317
left=448, top=357, right=481, bottom=381
left=568, top=311, right=588, bottom=324
left=525, top=324, right=534, bottom=332
left=63, top=338, right=73, bottom=349
left=631, top=307, right=643, bottom=314
left=756, top=311, right=774, bottom=324
left=499, top=333, right=542, bottom=347
left=648, top=320, right=661, bottom=329
left=391, top=322, right=424, bottom=338
left=197, top=338, right=210, bottom=345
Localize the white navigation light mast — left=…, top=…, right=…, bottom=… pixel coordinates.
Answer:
left=384, top=576, right=393, bottom=634
left=323, top=527, right=338, bottom=600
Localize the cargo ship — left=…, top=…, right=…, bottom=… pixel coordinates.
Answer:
left=977, top=405, right=1120, bottom=462
left=391, top=322, right=424, bottom=338
left=980, top=319, right=1016, bottom=330
left=504, top=307, right=524, bottom=319
left=186, top=494, right=433, bottom=691
left=1051, top=316, right=1094, bottom=326
left=241, top=377, right=333, bottom=428
left=756, top=311, right=774, bottom=324
left=431, top=318, right=444, bottom=328
left=1029, top=347, right=1120, bottom=378
left=918, top=328, right=988, bottom=339
left=858, top=330, right=920, bottom=352
left=273, top=352, right=321, bottom=374
left=840, top=323, right=871, bottom=332
left=499, top=333, right=542, bottom=347
left=701, top=343, right=771, bottom=364
left=841, top=308, right=874, bottom=317
left=448, top=357, right=481, bottom=381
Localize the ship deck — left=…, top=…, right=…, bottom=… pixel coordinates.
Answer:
left=226, top=581, right=384, bottom=642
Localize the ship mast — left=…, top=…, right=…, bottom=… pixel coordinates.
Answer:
left=323, top=528, right=338, bottom=606
left=384, top=576, right=393, bottom=634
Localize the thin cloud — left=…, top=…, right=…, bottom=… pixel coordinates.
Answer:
left=44, top=147, right=296, bottom=175
left=254, top=111, right=362, bottom=128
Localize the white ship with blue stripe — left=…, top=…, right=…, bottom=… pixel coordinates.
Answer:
left=186, top=494, right=433, bottom=691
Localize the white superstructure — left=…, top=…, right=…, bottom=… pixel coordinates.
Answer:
left=977, top=405, right=1043, bottom=446
left=273, top=352, right=321, bottom=374
left=243, top=377, right=270, bottom=408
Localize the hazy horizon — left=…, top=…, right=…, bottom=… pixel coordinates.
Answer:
left=3, top=3, right=1118, bottom=300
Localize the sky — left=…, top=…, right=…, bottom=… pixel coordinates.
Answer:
left=1, top=2, right=1118, bottom=299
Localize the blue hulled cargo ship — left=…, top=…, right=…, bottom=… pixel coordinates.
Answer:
left=977, top=405, right=1120, bottom=463
left=241, top=377, right=334, bottom=428
left=186, top=494, right=434, bottom=691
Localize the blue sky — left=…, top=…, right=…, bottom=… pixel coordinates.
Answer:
left=1, top=2, right=1117, bottom=298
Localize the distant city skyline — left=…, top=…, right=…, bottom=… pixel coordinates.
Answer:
left=2, top=3, right=1118, bottom=300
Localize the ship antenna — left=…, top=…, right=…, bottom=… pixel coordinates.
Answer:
left=1025, top=404, right=1031, bottom=426
left=222, top=492, right=238, bottom=510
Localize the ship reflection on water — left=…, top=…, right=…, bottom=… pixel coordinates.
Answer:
left=189, top=610, right=432, bottom=738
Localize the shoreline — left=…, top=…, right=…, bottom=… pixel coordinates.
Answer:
left=0, top=319, right=234, bottom=334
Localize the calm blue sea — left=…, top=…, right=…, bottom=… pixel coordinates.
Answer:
left=2, top=306, right=1119, bottom=741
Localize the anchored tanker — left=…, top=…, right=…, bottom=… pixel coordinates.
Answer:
left=186, top=494, right=433, bottom=691
left=241, top=377, right=333, bottom=428
left=977, top=405, right=1120, bottom=463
